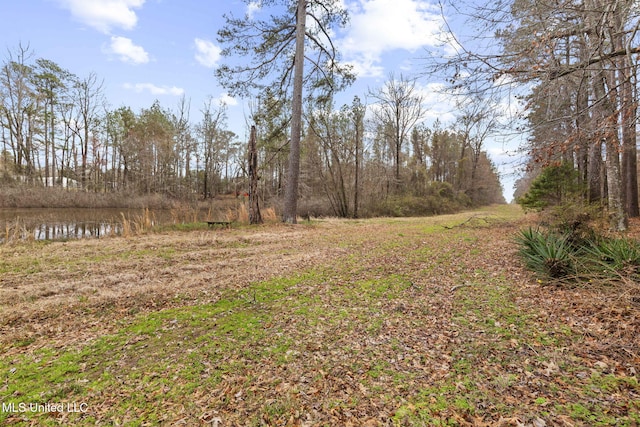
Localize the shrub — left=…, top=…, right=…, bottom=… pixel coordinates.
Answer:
left=583, top=237, right=640, bottom=280
left=517, top=162, right=584, bottom=211
left=515, top=227, right=577, bottom=279
left=516, top=225, right=640, bottom=288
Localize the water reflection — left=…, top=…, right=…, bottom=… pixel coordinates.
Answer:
left=32, top=222, right=122, bottom=241
left=0, top=208, right=172, bottom=242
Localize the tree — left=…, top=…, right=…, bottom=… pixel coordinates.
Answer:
left=349, top=96, right=365, bottom=218
left=517, top=162, right=583, bottom=211
left=251, top=88, right=290, bottom=197
left=428, top=124, right=460, bottom=186
left=0, top=44, right=37, bottom=180
left=172, top=95, right=193, bottom=195
left=368, top=73, right=424, bottom=188
left=196, top=99, right=229, bottom=198
left=106, top=106, right=136, bottom=190
left=216, top=0, right=354, bottom=223
left=454, top=93, right=500, bottom=203
left=248, top=125, right=262, bottom=224
left=32, top=59, right=73, bottom=187
left=434, top=0, right=640, bottom=230
left=68, top=72, right=105, bottom=189
left=128, top=102, right=176, bottom=193
left=307, top=99, right=356, bottom=217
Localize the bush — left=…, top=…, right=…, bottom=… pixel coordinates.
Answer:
left=366, top=182, right=471, bottom=217
left=583, top=237, right=640, bottom=280
left=516, top=225, right=640, bottom=286
left=515, top=227, right=577, bottom=279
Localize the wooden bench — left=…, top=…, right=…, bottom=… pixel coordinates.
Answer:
left=206, top=221, right=231, bottom=229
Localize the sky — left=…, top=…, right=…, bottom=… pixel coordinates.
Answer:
left=0, top=0, right=522, bottom=200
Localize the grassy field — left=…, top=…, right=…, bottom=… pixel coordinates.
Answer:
left=0, top=205, right=638, bottom=426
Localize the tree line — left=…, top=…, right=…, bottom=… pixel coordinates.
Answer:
left=0, top=44, right=243, bottom=198
left=1, top=42, right=505, bottom=217
left=430, top=0, right=640, bottom=230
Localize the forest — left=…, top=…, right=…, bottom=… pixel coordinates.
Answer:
left=0, top=49, right=504, bottom=218
left=0, top=5, right=513, bottom=220
left=3, top=0, right=640, bottom=227
left=495, top=0, right=640, bottom=231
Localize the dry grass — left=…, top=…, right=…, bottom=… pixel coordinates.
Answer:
left=262, top=207, right=278, bottom=222
left=169, top=203, right=201, bottom=223
left=226, top=204, right=249, bottom=224
left=0, top=217, right=358, bottom=351
left=0, top=186, right=177, bottom=209
left=1, top=205, right=638, bottom=426
left=2, top=218, right=30, bottom=243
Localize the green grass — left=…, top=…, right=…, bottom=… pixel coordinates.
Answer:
left=1, top=206, right=638, bottom=425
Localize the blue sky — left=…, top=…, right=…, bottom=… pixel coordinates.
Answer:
left=1, top=0, right=522, bottom=200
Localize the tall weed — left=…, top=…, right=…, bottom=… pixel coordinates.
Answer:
left=2, top=218, right=30, bottom=244
left=262, top=207, right=278, bottom=223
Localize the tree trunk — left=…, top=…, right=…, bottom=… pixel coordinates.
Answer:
left=50, top=102, right=56, bottom=187
left=587, top=139, right=603, bottom=202
left=354, top=114, right=360, bottom=219
left=248, top=125, right=262, bottom=224
left=605, top=137, right=627, bottom=231
left=619, top=56, right=638, bottom=217
left=283, top=0, right=306, bottom=224
left=594, top=67, right=627, bottom=230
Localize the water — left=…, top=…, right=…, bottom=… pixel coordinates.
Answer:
left=0, top=208, right=174, bottom=242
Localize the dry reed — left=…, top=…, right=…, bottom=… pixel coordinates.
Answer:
left=2, top=218, right=31, bottom=244
left=224, top=204, right=250, bottom=224
left=262, top=207, right=278, bottom=223
left=120, top=212, right=132, bottom=238
left=170, top=203, right=200, bottom=224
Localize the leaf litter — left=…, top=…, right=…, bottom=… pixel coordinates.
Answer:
left=0, top=205, right=638, bottom=426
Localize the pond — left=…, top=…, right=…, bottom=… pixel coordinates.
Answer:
left=0, top=208, right=182, bottom=243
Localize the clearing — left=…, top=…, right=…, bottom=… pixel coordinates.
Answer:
left=0, top=205, right=638, bottom=426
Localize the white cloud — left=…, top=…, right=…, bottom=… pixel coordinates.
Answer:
left=194, top=38, right=222, bottom=68
left=106, top=36, right=149, bottom=64
left=55, top=0, right=145, bottom=33
left=341, top=0, right=447, bottom=77
left=123, top=83, right=184, bottom=96
left=215, top=93, right=238, bottom=107
left=246, top=1, right=261, bottom=19
left=420, top=86, right=456, bottom=124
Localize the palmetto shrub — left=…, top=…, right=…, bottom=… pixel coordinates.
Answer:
left=583, top=237, right=640, bottom=281
left=515, top=227, right=577, bottom=279
left=516, top=226, right=640, bottom=289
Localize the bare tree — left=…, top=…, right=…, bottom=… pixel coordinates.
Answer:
left=435, top=0, right=640, bottom=229
left=0, top=44, right=37, bottom=180
left=196, top=99, right=229, bottom=198
left=368, top=73, right=425, bottom=188
left=173, top=95, right=193, bottom=195
left=68, top=72, right=105, bottom=189
left=454, top=93, right=500, bottom=202
left=308, top=100, right=356, bottom=217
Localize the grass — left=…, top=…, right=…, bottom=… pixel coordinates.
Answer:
left=0, top=205, right=638, bottom=425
